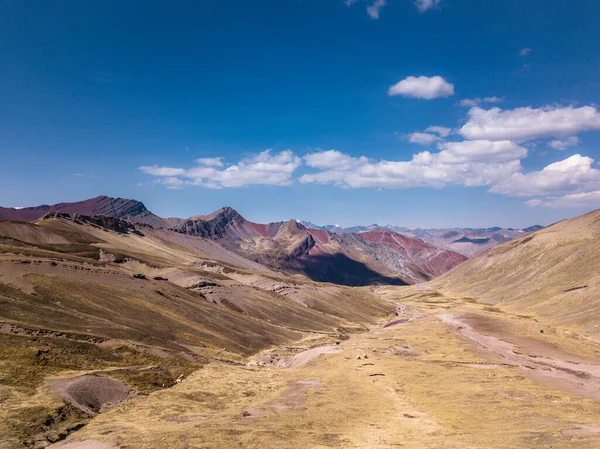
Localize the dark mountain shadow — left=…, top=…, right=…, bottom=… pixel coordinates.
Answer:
left=294, top=253, right=408, bottom=287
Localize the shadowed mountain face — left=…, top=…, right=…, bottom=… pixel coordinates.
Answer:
left=0, top=196, right=466, bottom=286
left=296, top=252, right=407, bottom=286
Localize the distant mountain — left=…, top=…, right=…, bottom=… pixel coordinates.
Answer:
left=523, top=225, right=544, bottom=233
left=338, top=224, right=381, bottom=234
left=406, top=227, right=538, bottom=256
left=453, top=237, right=490, bottom=245
left=173, top=209, right=466, bottom=286
left=432, top=210, right=600, bottom=331
left=295, top=220, right=341, bottom=232
left=299, top=221, right=389, bottom=235
left=295, top=220, right=544, bottom=257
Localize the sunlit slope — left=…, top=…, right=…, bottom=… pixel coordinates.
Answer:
left=432, top=209, right=600, bottom=331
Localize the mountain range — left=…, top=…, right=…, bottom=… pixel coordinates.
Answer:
left=0, top=196, right=466, bottom=286
left=298, top=221, right=544, bottom=257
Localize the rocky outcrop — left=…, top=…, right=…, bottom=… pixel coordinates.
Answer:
left=286, top=234, right=316, bottom=261
left=73, top=215, right=142, bottom=235
left=174, top=207, right=246, bottom=239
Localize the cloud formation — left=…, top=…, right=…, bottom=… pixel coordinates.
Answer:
left=425, top=126, right=451, bottom=137
left=139, top=97, right=600, bottom=211
left=519, top=48, right=532, bottom=56
left=304, top=150, right=369, bottom=170
left=300, top=141, right=525, bottom=189
left=459, top=96, right=503, bottom=108
left=140, top=150, right=301, bottom=189
left=491, top=154, right=600, bottom=197
left=140, top=166, right=186, bottom=177
left=366, top=0, right=387, bottom=19
left=526, top=191, right=600, bottom=208
left=408, top=132, right=440, bottom=145
left=459, top=105, right=600, bottom=141
left=346, top=0, right=439, bottom=18
left=388, top=76, right=455, bottom=100
left=196, top=157, right=224, bottom=167
left=548, top=136, right=580, bottom=150
left=415, top=0, right=441, bottom=13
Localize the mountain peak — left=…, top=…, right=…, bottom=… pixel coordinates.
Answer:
left=205, top=206, right=245, bottom=224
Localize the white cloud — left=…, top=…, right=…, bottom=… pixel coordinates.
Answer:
left=304, top=150, right=369, bottom=170
left=459, top=105, right=600, bottom=141
left=425, top=126, right=451, bottom=137
left=157, top=177, right=186, bottom=190
left=366, top=0, right=386, bottom=19
left=388, top=76, right=454, bottom=100
left=300, top=141, right=525, bottom=189
left=140, top=150, right=302, bottom=189
left=520, top=48, right=531, bottom=56
left=491, top=154, right=600, bottom=197
left=526, top=191, right=600, bottom=208
left=408, top=132, right=440, bottom=145
left=415, top=0, right=441, bottom=12
left=196, top=157, right=224, bottom=167
left=459, top=96, right=504, bottom=108
left=436, top=140, right=527, bottom=164
left=139, top=166, right=187, bottom=176
left=548, top=136, right=580, bottom=150
left=408, top=126, right=452, bottom=145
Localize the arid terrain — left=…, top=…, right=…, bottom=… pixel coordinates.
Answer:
left=2, top=199, right=600, bottom=448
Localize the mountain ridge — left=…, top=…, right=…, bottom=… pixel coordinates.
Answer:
left=0, top=196, right=466, bottom=286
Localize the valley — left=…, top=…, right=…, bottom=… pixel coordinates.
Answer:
left=1, top=198, right=600, bottom=448
left=28, top=289, right=600, bottom=449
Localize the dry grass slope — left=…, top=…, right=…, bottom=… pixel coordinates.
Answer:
left=432, top=208, right=600, bottom=332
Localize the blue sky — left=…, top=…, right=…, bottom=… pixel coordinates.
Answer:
left=1, top=0, right=600, bottom=228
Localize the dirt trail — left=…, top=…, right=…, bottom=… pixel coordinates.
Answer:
left=51, top=441, right=119, bottom=449
left=252, top=345, right=343, bottom=368
left=439, top=313, right=600, bottom=400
